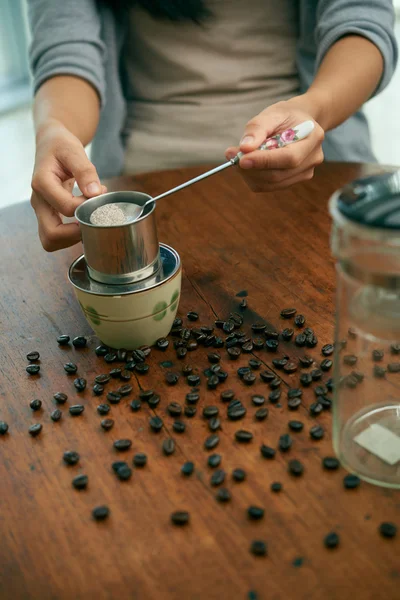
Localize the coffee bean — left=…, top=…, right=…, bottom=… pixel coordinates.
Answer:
left=202, top=406, right=218, bottom=420
left=0, top=421, right=9, bottom=435
left=57, top=335, right=70, bottom=346
left=125, top=361, right=136, bottom=371
left=72, top=474, right=88, bottom=490
left=187, top=374, right=200, bottom=387
left=310, top=425, right=324, bottom=440
left=372, top=349, right=384, bottom=362
left=204, top=434, right=220, bottom=450
left=176, top=347, right=188, bottom=359
left=266, top=339, right=279, bottom=352
left=309, top=402, right=323, bottom=416
left=343, top=474, right=360, bottom=489
left=162, top=438, right=175, bottom=456
left=322, top=457, right=340, bottom=470
left=252, top=394, right=265, bottom=406
left=250, top=322, right=266, bottom=333
left=251, top=337, right=264, bottom=350
left=107, top=392, right=122, bottom=404
left=248, top=360, right=261, bottom=371
left=295, top=334, right=306, bottom=347
left=30, top=399, right=42, bottom=411
left=167, top=402, right=182, bottom=417
left=391, top=343, right=400, bottom=355
left=314, top=385, right=328, bottom=397
left=227, top=405, right=247, bottom=420
left=93, top=383, right=104, bottom=396
left=133, top=453, right=147, bottom=467
left=260, top=444, right=275, bottom=459
left=373, top=365, right=386, bottom=378
left=288, top=459, right=304, bottom=476
left=135, top=363, right=149, bottom=374
left=320, top=359, right=333, bottom=372
left=242, top=372, right=256, bottom=386
left=50, top=408, right=62, bottom=422
left=311, top=369, right=322, bottom=381
left=281, top=328, right=294, bottom=341
left=227, top=347, right=241, bottom=360
left=115, top=464, right=132, bottom=480
left=319, top=396, right=332, bottom=410
left=101, top=418, right=114, bottom=431
left=116, top=349, right=127, bottom=362
left=237, top=367, right=251, bottom=379
left=255, top=407, right=269, bottom=421
left=343, top=354, right=357, bottom=366
left=26, top=364, right=40, bottom=375
left=288, top=398, right=301, bottom=410
left=184, top=406, right=197, bottom=418
left=119, top=370, right=131, bottom=382
left=63, top=450, right=80, bottom=465
left=206, top=374, right=219, bottom=389
left=299, top=355, right=314, bottom=368
left=149, top=416, right=163, bottom=432
left=326, top=378, right=334, bottom=391
left=95, top=345, right=109, bottom=356
left=64, top=362, right=77, bottom=374
left=26, top=351, right=40, bottom=362
left=208, top=453, right=221, bottom=468
left=270, top=482, right=282, bottom=492
left=288, top=420, right=304, bottom=432
left=29, top=423, right=42, bottom=436
left=118, top=384, right=133, bottom=396
left=250, top=540, right=267, bottom=556
left=213, top=337, right=225, bottom=348
left=239, top=297, right=247, bottom=310
left=299, top=373, right=312, bottom=387
left=206, top=353, right=220, bottom=366
left=173, top=420, right=186, bottom=433
left=235, top=430, right=253, bottom=443
left=279, top=434, right=292, bottom=452
left=232, top=468, right=246, bottom=482
left=272, top=358, right=287, bottom=370
left=220, top=390, right=235, bottom=402
left=269, top=378, right=281, bottom=390
left=171, top=511, right=189, bottom=526
left=280, top=308, right=297, bottom=319
left=74, top=378, right=87, bottom=392
left=69, top=405, right=84, bottom=416
left=269, top=390, right=281, bottom=404
left=241, top=340, right=253, bottom=353
left=324, top=532, right=339, bottom=549
left=210, top=469, right=226, bottom=486
left=284, top=362, right=298, bottom=374
left=306, top=334, right=318, bottom=348
left=216, top=488, right=231, bottom=503
left=187, top=311, right=199, bottom=321
left=388, top=363, right=400, bottom=373
left=173, top=317, right=183, bottom=328
left=112, top=460, right=128, bottom=472
left=92, top=506, right=110, bottom=521
left=207, top=417, right=220, bottom=432
left=287, top=388, right=302, bottom=400
left=72, top=336, right=87, bottom=348
left=217, top=370, right=228, bottom=383
left=248, top=506, right=264, bottom=520
left=181, top=462, right=194, bottom=476
left=130, top=399, right=141, bottom=412
left=295, top=314, right=306, bottom=328
left=222, top=320, right=235, bottom=334
left=113, top=439, right=132, bottom=451
left=260, top=370, right=275, bottom=383
left=321, top=344, right=334, bottom=356
left=379, top=522, right=397, bottom=538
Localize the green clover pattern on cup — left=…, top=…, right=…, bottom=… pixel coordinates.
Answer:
left=153, top=289, right=180, bottom=321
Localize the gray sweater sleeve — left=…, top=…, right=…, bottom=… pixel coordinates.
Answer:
left=27, top=0, right=107, bottom=105
left=315, top=0, right=398, bottom=96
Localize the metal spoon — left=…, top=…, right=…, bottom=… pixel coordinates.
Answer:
left=133, top=120, right=315, bottom=220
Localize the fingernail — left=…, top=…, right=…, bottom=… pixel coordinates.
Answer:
left=240, top=135, right=254, bottom=145
left=241, top=159, right=254, bottom=169
left=86, top=182, right=101, bottom=196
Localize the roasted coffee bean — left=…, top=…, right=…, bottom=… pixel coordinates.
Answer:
left=326, top=378, right=334, bottom=391
left=173, top=317, right=183, bottom=328
left=187, top=311, right=199, bottom=321
left=306, top=334, right=318, bottom=348
left=322, top=344, right=334, bottom=356
left=271, top=482, right=282, bottom=493
left=311, top=368, right=322, bottom=381
left=201, top=325, right=215, bottom=335
left=57, top=335, right=70, bottom=346
left=203, top=406, right=219, bottom=419
left=284, top=362, right=298, bottom=374
left=300, top=373, right=313, bottom=387
left=322, top=456, right=340, bottom=470
left=248, top=359, right=261, bottom=370
left=95, top=345, right=109, bottom=356
left=72, top=336, right=87, bottom=349
left=252, top=337, right=264, bottom=350
left=295, top=334, right=306, bottom=347
left=324, top=532, right=339, bottom=549
left=299, top=355, right=314, bottom=368
left=294, top=314, right=306, bottom=328
left=173, top=420, right=186, bottom=433
left=288, top=459, right=304, bottom=476
left=149, top=416, right=163, bottom=432
left=260, top=444, right=276, bottom=459
left=104, top=353, right=116, bottom=363
left=220, top=389, right=235, bottom=402
left=64, top=362, right=77, bottom=375
left=379, top=522, right=397, bottom=538
left=388, top=363, right=400, bottom=373
left=187, top=374, right=200, bottom=387
left=319, top=396, right=332, bottom=410
left=242, top=341, right=254, bottom=353
left=303, top=327, right=313, bottom=335
left=186, top=392, right=200, bottom=405
left=310, top=425, right=324, bottom=440
left=208, top=417, right=221, bottom=432
left=213, top=337, right=225, bottom=348
left=208, top=453, right=221, bottom=468
left=343, top=354, right=357, bottom=366
left=135, top=363, right=150, bottom=375
left=72, top=474, right=88, bottom=490
left=287, top=398, right=301, bottom=410
left=223, top=320, right=235, bottom=334
left=107, top=392, right=122, bottom=404
left=208, top=352, right=221, bottom=364
left=93, top=383, right=104, bottom=396
left=372, top=349, right=384, bottom=362
left=203, top=335, right=215, bottom=347
left=265, top=330, right=279, bottom=340
left=309, top=402, right=323, bottom=417
left=63, top=450, right=80, bottom=465
left=269, top=378, right=281, bottom=390
left=227, top=405, right=247, bottom=420
left=255, top=407, right=269, bottom=421
left=288, top=420, right=304, bottom=432
left=120, top=370, right=132, bottom=381
left=132, top=349, right=146, bottom=363
left=116, top=349, right=127, bottom=362
left=232, top=468, right=246, bottom=482
left=101, top=418, right=114, bottom=431
left=228, top=399, right=242, bottom=410
left=243, top=373, right=256, bottom=386
left=235, top=430, right=253, bottom=443
left=69, top=405, right=84, bottom=416
left=138, top=389, right=154, bottom=401
left=139, top=345, right=152, bottom=358
left=30, top=399, right=42, bottom=411
left=29, top=423, right=42, bottom=436
left=280, top=308, right=297, bottom=319
left=265, top=339, right=279, bottom=352
left=97, top=403, right=111, bottom=416
left=281, top=328, right=294, bottom=341
left=114, top=464, right=132, bottom=480
left=184, top=406, right=197, bottom=418
left=252, top=394, right=265, bottom=407
left=391, top=343, right=400, bottom=355
left=320, top=359, right=333, bottom=372
left=216, top=488, right=231, bottom=503
left=133, top=453, right=147, bottom=467
left=314, top=385, right=328, bottom=397
left=204, top=434, right=220, bottom=450
left=250, top=540, right=267, bottom=556
left=113, top=439, right=132, bottom=452
left=125, top=361, right=136, bottom=371
left=181, top=461, right=194, bottom=476
left=118, top=384, right=133, bottom=396
left=177, top=347, right=188, bottom=359
left=227, top=347, right=241, bottom=360
left=171, top=511, right=189, bottom=526
left=182, top=365, right=193, bottom=376
left=247, top=506, right=264, bottom=520
left=130, top=399, right=141, bottom=412
left=239, top=297, right=247, bottom=310
left=92, top=506, right=110, bottom=521
left=50, top=408, right=62, bottom=422
left=373, top=365, right=386, bottom=378
left=279, top=433, right=292, bottom=452
left=269, top=390, right=281, bottom=404
left=287, top=388, right=302, bottom=400
left=238, top=366, right=251, bottom=378
left=26, top=351, right=40, bottom=362
left=207, top=374, right=220, bottom=389
left=168, top=402, right=183, bottom=417
left=162, top=438, right=175, bottom=456
left=260, top=370, right=275, bottom=383
left=249, top=322, right=266, bottom=334
left=343, top=474, right=361, bottom=489
left=74, top=378, right=87, bottom=392
left=26, top=364, right=40, bottom=375
left=272, top=358, right=287, bottom=370
left=217, top=370, right=228, bottom=382
left=210, top=469, right=226, bottom=486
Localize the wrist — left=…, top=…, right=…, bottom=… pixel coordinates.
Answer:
left=35, top=118, right=67, bottom=144
left=287, top=89, right=332, bottom=131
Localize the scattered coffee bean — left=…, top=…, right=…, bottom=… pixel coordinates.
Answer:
left=203, top=406, right=219, bottom=419
left=252, top=337, right=265, bottom=350
left=69, top=405, right=84, bottom=416
left=135, top=363, right=149, bottom=374
left=373, top=365, right=386, bottom=378
left=149, top=416, right=163, bottom=432
left=260, top=370, right=275, bottom=383
left=30, top=399, right=42, bottom=411
left=235, top=430, right=253, bottom=443
left=187, top=311, right=199, bottom=321
left=343, top=354, right=357, bottom=366
left=167, top=402, right=182, bottom=417
left=295, top=334, right=306, bottom=347
left=280, top=308, right=297, bottom=319
left=95, top=345, right=108, bottom=356
left=93, top=383, right=104, bottom=396
left=243, top=372, right=256, bottom=386
left=216, top=488, right=231, bottom=502
left=269, top=378, right=281, bottom=390
left=92, top=506, right=110, bottom=521
left=130, top=399, right=141, bottom=412
left=63, top=451, right=80, bottom=465
left=107, top=392, right=122, bottom=404
left=210, top=469, right=226, bottom=486
left=391, top=343, right=400, bottom=355
left=120, top=370, right=132, bottom=381
left=72, top=474, right=88, bottom=490
left=314, top=385, right=328, bottom=397
left=227, top=347, right=241, bottom=360
left=227, top=405, right=247, bottom=420
left=26, top=351, right=40, bottom=361
left=282, top=328, right=294, bottom=341
left=74, top=377, right=87, bottom=392
left=299, top=355, right=314, bottom=368
left=181, top=462, right=194, bottom=476
left=115, top=464, right=132, bottom=480
left=232, top=468, right=246, bottom=482
left=311, top=368, right=322, bottom=381
left=171, top=511, right=189, bottom=526
left=288, top=398, right=302, bottom=410
left=50, top=409, right=62, bottom=422
left=173, top=420, right=186, bottom=433
left=265, top=339, right=279, bottom=351
left=208, top=453, right=221, bottom=468
left=204, top=434, right=220, bottom=450
left=294, top=314, right=306, bottom=328
left=117, top=349, right=127, bottom=362
left=186, top=391, right=200, bottom=405
left=0, top=421, right=9, bottom=435
left=208, top=352, right=221, bottom=364
left=53, top=392, right=68, bottom=404
left=238, top=366, right=251, bottom=378
left=284, top=362, right=298, bottom=374
left=250, top=322, right=266, bottom=333
left=288, top=420, right=304, bottom=432
left=162, top=438, right=175, bottom=456
left=322, top=344, right=334, bottom=356
left=326, top=378, right=334, bottom=391
left=324, top=532, right=339, bottom=549
left=176, top=347, right=188, bottom=359
left=26, top=365, right=40, bottom=375
left=248, top=506, right=264, bottom=520
left=208, top=417, right=221, bottom=431
left=272, top=358, right=288, bottom=370
left=320, top=359, right=333, bottom=372
left=323, top=457, right=340, bottom=470
left=101, top=418, right=114, bottom=431
left=249, top=359, right=261, bottom=370
left=118, top=384, right=133, bottom=396
left=250, top=540, right=267, bottom=556
left=72, top=336, right=87, bottom=348
left=270, top=482, right=282, bottom=492
left=207, top=374, right=219, bottom=389
left=64, top=362, right=77, bottom=374
left=309, top=402, right=323, bottom=417
left=388, top=363, right=400, bottom=373
left=223, top=320, right=235, bottom=334
left=252, top=394, right=265, bottom=406
left=113, top=439, right=132, bottom=452
left=57, top=335, right=70, bottom=346
left=310, top=425, right=324, bottom=440
left=372, top=349, right=384, bottom=362
left=255, top=407, right=269, bottom=421
left=28, top=423, right=42, bottom=436
left=260, top=444, right=276, bottom=459
left=220, top=389, right=235, bottom=402
left=187, top=374, right=200, bottom=387
left=184, top=406, right=197, bottom=418
left=343, top=474, right=361, bottom=489
left=379, top=522, right=397, bottom=538
left=279, top=433, right=292, bottom=452
left=269, top=390, right=281, bottom=404
left=133, top=453, right=147, bottom=467
left=288, top=459, right=304, bottom=476
left=300, top=373, right=313, bottom=387
left=306, top=335, right=318, bottom=348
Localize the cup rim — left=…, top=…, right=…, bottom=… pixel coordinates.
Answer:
left=74, top=190, right=156, bottom=228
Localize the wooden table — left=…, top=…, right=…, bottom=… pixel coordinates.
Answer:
left=0, top=163, right=398, bottom=600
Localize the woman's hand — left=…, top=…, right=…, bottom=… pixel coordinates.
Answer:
left=225, top=98, right=325, bottom=192
left=31, top=119, right=106, bottom=252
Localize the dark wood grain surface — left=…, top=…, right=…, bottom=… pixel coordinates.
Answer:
left=0, top=162, right=398, bottom=600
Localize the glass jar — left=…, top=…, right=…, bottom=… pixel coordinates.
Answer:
left=330, top=171, right=400, bottom=488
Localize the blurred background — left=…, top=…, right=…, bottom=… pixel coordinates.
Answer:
left=0, top=0, right=399, bottom=210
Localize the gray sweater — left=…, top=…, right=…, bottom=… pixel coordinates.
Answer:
left=27, top=0, right=398, bottom=178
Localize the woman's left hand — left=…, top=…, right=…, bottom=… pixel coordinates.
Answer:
left=225, top=99, right=325, bottom=192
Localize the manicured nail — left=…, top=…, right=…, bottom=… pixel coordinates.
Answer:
left=240, top=135, right=254, bottom=145
left=86, top=182, right=101, bottom=195
left=241, top=159, right=254, bottom=169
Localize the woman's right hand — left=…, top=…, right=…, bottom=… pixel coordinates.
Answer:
left=31, top=119, right=106, bottom=252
